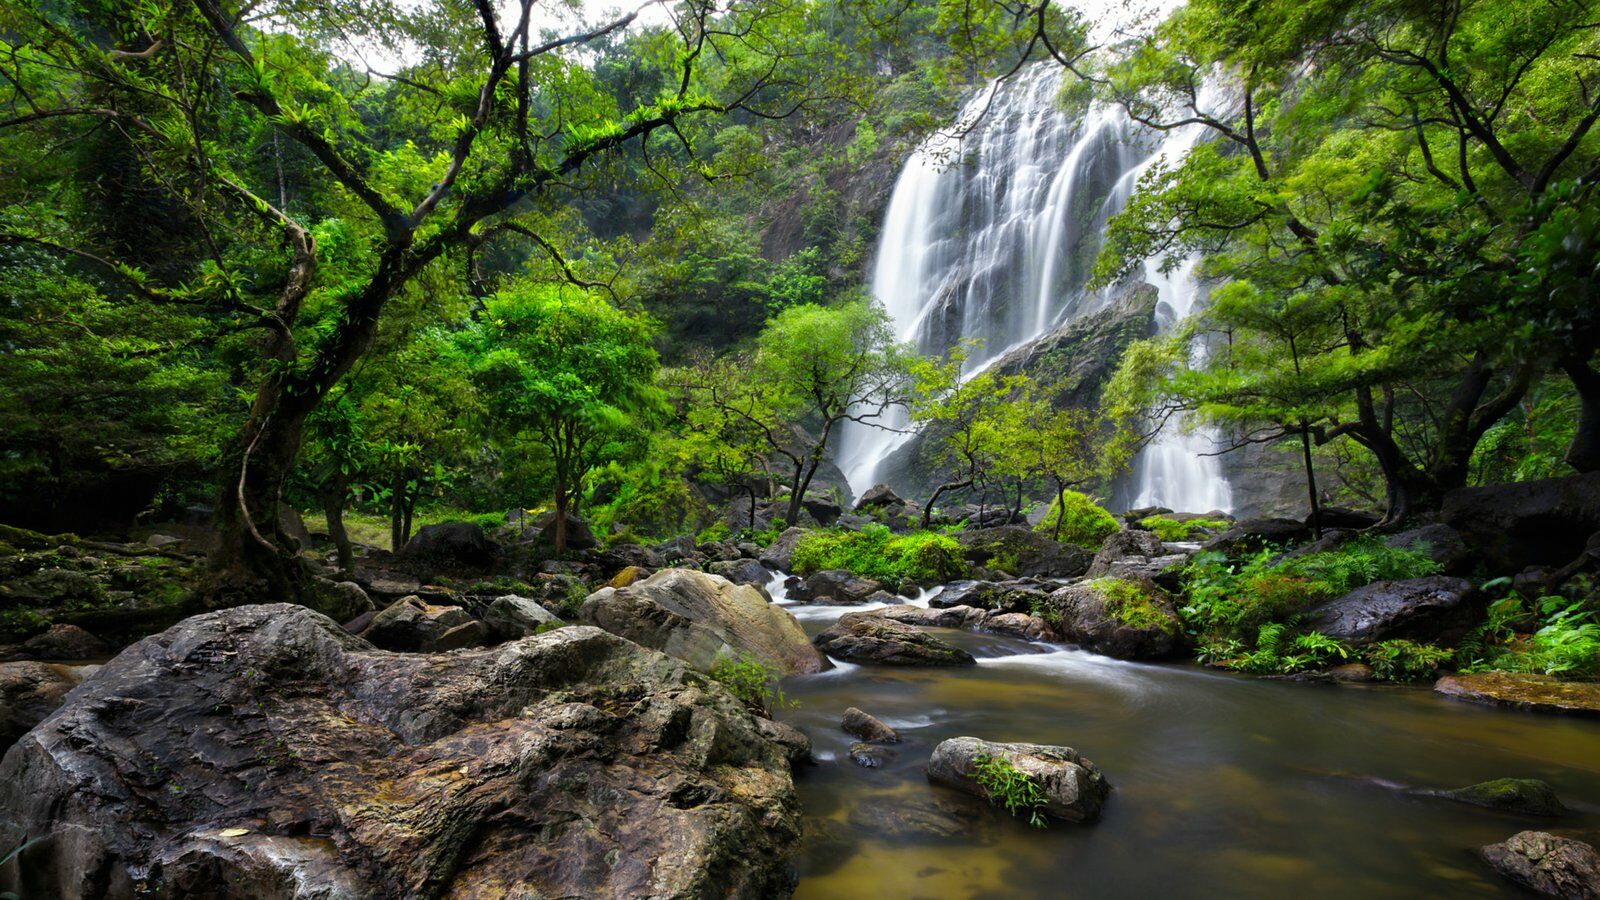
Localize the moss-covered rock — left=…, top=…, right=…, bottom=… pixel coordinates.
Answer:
left=1043, top=577, right=1182, bottom=659
left=1434, top=779, right=1566, bottom=817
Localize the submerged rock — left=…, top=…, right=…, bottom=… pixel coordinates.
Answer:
left=849, top=742, right=894, bottom=768
left=0, top=661, right=97, bottom=750
left=813, top=612, right=976, bottom=667
left=1304, top=576, right=1482, bottom=646
left=0, top=606, right=803, bottom=899
left=1043, top=577, right=1182, bottom=659
left=1480, top=831, right=1600, bottom=898
left=841, top=706, right=900, bottom=743
left=1434, top=672, right=1600, bottom=718
left=1432, top=779, right=1566, bottom=817
left=580, top=568, right=827, bottom=675
left=926, top=736, right=1110, bottom=824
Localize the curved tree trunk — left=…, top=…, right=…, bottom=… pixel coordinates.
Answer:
left=1565, top=356, right=1600, bottom=473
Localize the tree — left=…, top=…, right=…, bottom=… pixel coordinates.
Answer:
left=0, top=0, right=846, bottom=601
left=464, top=286, right=662, bottom=553
left=906, top=342, right=1020, bottom=528
left=691, top=299, right=910, bottom=527
left=1002, top=385, right=1126, bottom=543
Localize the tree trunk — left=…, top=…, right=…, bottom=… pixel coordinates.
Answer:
left=389, top=474, right=407, bottom=552
left=1052, top=484, right=1067, bottom=543
left=1565, top=356, right=1600, bottom=472
left=322, top=485, right=353, bottom=575
left=745, top=485, right=759, bottom=531
left=921, top=478, right=971, bottom=530
left=1299, top=421, right=1323, bottom=539
left=553, top=467, right=569, bottom=553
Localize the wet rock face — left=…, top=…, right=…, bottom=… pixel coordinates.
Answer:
left=1479, top=831, right=1600, bottom=898
left=791, top=569, right=884, bottom=605
left=580, top=568, right=827, bottom=676
left=0, top=606, right=803, bottom=900
left=0, top=661, right=97, bottom=750
left=1201, top=517, right=1312, bottom=556
left=1433, top=779, right=1566, bottom=817
left=1304, top=576, right=1482, bottom=646
left=926, top=737, right=1110, bottom=824
left=813, top=612, right=977, bottom=667
left=1434, top=672, right=1600, bottom=718
left=1384, top=523, right=1473, bottom=575
left=841, top=707, right=900, bottom=744
left=1087, top=530, right=1189, bottom=590
left=1043, top=579, right=1182, bottom=660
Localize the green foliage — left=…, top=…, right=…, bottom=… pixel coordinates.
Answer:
left=586, top=462, right=709, bottom=545
left=1033, top=491, right=1119, bottom=550
left=1091, top=577, right=1175, bottom=634
left=971, top=753, right=1049, bottom=829
left=1364, top=640, right=1454, bottom=682
left=1181, top=537, right=1441, bottom=642
left=1458, top=594, right=1600, bottom=678
left=790, top=524, right=967, bottom=585
left=696, top=521, right=732, bottom=544
left=1225, top=625, right=1353, bottom=675
left=709, top=652, right=789, bottom=715
left=1139, top=515, right=1230, bottom=542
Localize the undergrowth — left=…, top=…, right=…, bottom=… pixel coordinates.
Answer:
left=791, top=524, right=967, bottom=584
left=709, top=653, right=791, bottom=715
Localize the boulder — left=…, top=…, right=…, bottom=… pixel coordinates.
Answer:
left=956, top=526, right=1092, bottom=578
left=792, top=569, right=884, bottom=605
left=398, top=522, right=501, bottom=569
left=1091, top=528, right=1165, bottom=565
left=1, top=661, right=97, bottom=750
left=801, top=495, right=843, bottom=526
left=144, top=533, right=183, bottom=550
left=855, top=484, right=904, bottom=509
left=0, top=606, right=802, bottom=899
left=849, top=742, right=893, bottom=768
left=1304, top=576, right=1481, bottom=646
left=841, top=707, right=900, bottom=744
left=926, top=737, right=1110, bottom=824
left=981, top=611, right=1056, bottom=641
left=813, top=612, right=976, bottom=667
left=1385, top=523, right=1474, bottom=575
left=1443, top=472, right=1600, bottom=573
left=595, top=543, right=666, bottom=572
left=607, top=565, right=651, bottom=588
left=1432, top=779, right=1566, bottom=817
left=1086, top=530, right=1188, bottom=589
left=875, top=605, right=989, bottom=631
left=1201, top=517, right=1312, bottom=555
left=6, top=623, right=109, bottom=661
left=758, top=526, right=811, bottom=572
left=706, top=558, right=772, bottom=588
left=311, top=579, right=375, bottom=622
left=528, top=511, right=598, bottom=551
left=1480, top=831, right=1600, bottom=898
left=1043, top=578, right=1182, bottom=659
left=359, top=595, right=476, bottom=652
left=1435, top=672, right=1600, bottom=718
left=482, top=595, right=559, bottom=640
left=579, top=568, right=827, bottom=675
left=648, top=535, right=699, bottom=563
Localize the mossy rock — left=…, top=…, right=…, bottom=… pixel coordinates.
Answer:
left=1434, top=778, right=1566, bottom=817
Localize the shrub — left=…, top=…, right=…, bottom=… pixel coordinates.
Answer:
left=1033, top=491, right=1119, bottom=550
left=1139, top=515, right=1231, bottom=541
left=971, top=753, right=1049, bottom=828
left=709, top=653, right=789, bottom=714
left=1225, top=624, right=1353, bottom=675
left=790, top=524, right=967, bottom=584
left=1364, top=639, right=1453, bottom=682
left=1091, top=577, right=1175, bottom=634
left=696, top=520, right=731, bottom=544
left=1457, top=594, right=1600, bottom=678
left=1285, top=537, right=1441, bottom=594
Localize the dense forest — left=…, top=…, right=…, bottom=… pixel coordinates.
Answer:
left=2, top=0, right=1599, bottom=897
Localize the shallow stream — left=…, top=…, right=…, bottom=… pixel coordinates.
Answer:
left=773, top=586, right=1600, bottom=898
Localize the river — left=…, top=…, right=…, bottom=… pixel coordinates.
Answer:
left=773, top=587, right=1600, bottom=898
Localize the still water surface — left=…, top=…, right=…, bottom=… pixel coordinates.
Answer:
left=774, top=595, right=1600, bottom=899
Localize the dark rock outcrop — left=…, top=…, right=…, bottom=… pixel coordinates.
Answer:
left=813, top=612, right=976, bottom=667
left=359, top=595, right=481, bottom=652
left=527, top=511, right=598, bottom=551
left=1086, top=530, right=1189, bottom=589
left=1043, top=578, right=1182, bottom=659
left=1304, top=576, right=1482, bottom=646
left=1480, top=831, right=1600, bottom=898
left=791, top=569, right=884, bottom=605
left=706, top=558, right=773, bottom=588
left=841, top=707, right=900, bottom=744
left=1435, top=672, right=1600, bottom=718
left=0, top=623, right=109, bottom=662
left=1201, top=517, right=1312, bottom=555
left=956, top=527, right=1091, bottom=578
left=926, top=736, right=1110, bottom=824
left=0, top=661, right=97, bottom=750
left=580, top=568, right=827, bottom=675
left=759, top=527, right=811, bottom=572
left=1432, top=779, right=1566, bottom=817
left=398, top=522, right=501, bottom=569
left=1385, top=523, right=1474, bottom=575
left=0, top=606, right=804, bottom=899
left=1443, top=472, right=1600, bottom=574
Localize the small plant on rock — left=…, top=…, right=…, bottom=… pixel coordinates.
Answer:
left=709, top=653, right=790, bottom=715
left=971, top=753, right=1049, bottom=828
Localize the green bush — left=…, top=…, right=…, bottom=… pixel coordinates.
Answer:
left=709, top=652, right=789, bottom=714
left=1457, top=594, right=1600, bottom=678
left=696, top=520, right=731, bottom=544
left=1033, top=491, right=1119, bottom=550
left=1091, top=577, right=1176, bottom=634
left=586, top=465, right=710, bottom=544
left=971, top=753, right=1049, bottom=828
left=1139, top=515, right=1231, bottom=542
left=790, top=524, right=967, bottom=584
left=1222, top=624, right=1353, bottom=675
left=1364, top=639, right=1453, bottom=681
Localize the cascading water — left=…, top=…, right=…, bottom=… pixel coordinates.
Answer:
left=835, top=62, right=1232, bottom=514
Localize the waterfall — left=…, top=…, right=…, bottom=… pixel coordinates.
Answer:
left=835, top=62, right=1232, bottom=514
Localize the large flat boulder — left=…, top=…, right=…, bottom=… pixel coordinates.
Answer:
left=1043, top=577, right=1182, bottom=660
left=1435, top=672, right=1600, bottom=718
left=1201, top=517, right=1311, bottom=555
left=926, top=736, right=1109, bottom=824
left=1304, top=576, right=1481, bottom=646
left=1443, top=472, right=1600, bottom=573
left=813, top=612, right=976, bottom=667
left=1480, top=831, right=1600, bottom=898
left=580, top=568, right=827, bottom=675
left=0, top=605, right=802, bottom=899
